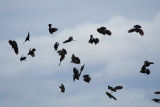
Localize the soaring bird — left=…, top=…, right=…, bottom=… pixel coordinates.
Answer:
left=152, top=98, right=160, bottom=103
left=63, top=36, right=75, bottom=44
left=154, top=91, right=160, bottom=94
left=128, top=25, right=144, bottom=36
left=83, top=74, right=91, bottom=83
left=88, top=35, right=99, bottom=45
left=108, top=85, right=123, bottom=92
left=23, top=32, right=30, bottom=44
left=79, top=64, right=85, bottom=77
left=54, top=42, right=59, bottom=51
left=73, top=68, right=80, bottom=81
left=8, top=40, right=19, bottom=55
left=71, top=54, right=80, bottom=64
left=106, top=92, right=117, bottom=101
left=20, top=55, right=27, bottom=62
left=48, top=24, right=58, bottom=34
left=59, top=84, right=65, bottom=93
left=97, top=27, right=112, bottom=35
left=57, top=48, right=67, bottom=66
left=27, top=48, right=36, bottom=57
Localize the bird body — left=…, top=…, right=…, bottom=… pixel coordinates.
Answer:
left=20, top=55, right=27, bottom=62
left=48, top=24, right=58, bottom=34
left=54, top=42, right=59, bottom=51
left=28, top=48, right=36, bottom=57
left=59, top=84, right=65, bottom=93
left=8, top=40, right=19, bottom=55
left=83, top=74, right=91, bottom=83
left=97, top=27, right=112, bottom=35
left=71, top=54, right=80, bottom=64
left=88, top=35, right=99, bottom=45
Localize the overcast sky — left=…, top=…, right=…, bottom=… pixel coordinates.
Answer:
left=0, top=0, right=160, bottom=107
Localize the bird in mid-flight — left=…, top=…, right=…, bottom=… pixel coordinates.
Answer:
left=54, top=42, right=59, bottom=51
left=108, top=85, right=123, bottom=92
left=23, top=32, right=30, bottom=44
left=128, top=25, right=144, bottom=36
left=28, top=48, right=36, bottom=57
left=63, top=36, right=75, bottom=44
left=73, top=67, right=80, bottom=81
left=57, top=48, right=67, bottom=66
left=152, top=98, right=160, bottom=103
left=48, top=24, right=58, bottom=34
left=88, top=35, right=99, bottom=45
left=20, top=55, right=27, bottom=62
left=106, top=92, right=117, bottom=101
left=83, top=74, right=91, bottom=83
left=71, top=54, right=80, bottom=64
left=59, top=84, right=65, bottom=93
left=97, top=27, right=112, bottom=35
left=8, top=40, right=19, bottom=55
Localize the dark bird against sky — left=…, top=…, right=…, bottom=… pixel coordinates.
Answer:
left=48, top=24, right=58, bottom=34
left=8, top=40, right=19, bottom=55
left=23, top=32, right=30, bottom=44
left=97, top=27, right=112, bottom=35
left=128, top=25, right=144, bottom=36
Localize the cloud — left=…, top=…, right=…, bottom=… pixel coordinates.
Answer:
left=0, top=12, right=160, bottom=107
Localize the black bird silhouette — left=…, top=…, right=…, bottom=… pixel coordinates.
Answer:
left=97, top=27, right=112, bottom=35
left=63, top=36, right=75, bottom=44
left=152, top=98, right=160, bottom=103
left=20, top=55, right=27, bottom=62
left=27, top=48, right=36, bottom=57
left=54, top=42, right=59, bottom=51
left=71, top=54, right=80, bottom=64
left=73, top=68, right=80, bottom=81
left=57, top=48, right=67, bottom=66
left=48, top=24, right=58, bottom=34
left=88, top=35, right=99, bottom=45
left=8, top=40, right=19, bottom=55
left=106, top=92, right=117, bottom=101
left=108, top=85, right=123, bottom=92
left=79, top=64, right=85, bottom=77
left=128, top=25, right=144, bottom=36
left=59, top=84, right=65, bottom=93
left=23, top=32, right=30, bottom=44
left=83, top=74, right=91, bottom=83
left=140, top=68, right=150, bottom=75
left=154, top=91, right=160, bottom=94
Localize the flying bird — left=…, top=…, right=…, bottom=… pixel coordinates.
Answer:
left=152, top=98, right=160, bottom=103
left=140, top=68, right=150, bottom=75
left=23, top=32, right=30, bottom=44
left=128, top=25, right=144, bottom=36
left=20, top=55, right=27, bottom=62
left=73, top=68, right=80, bottom=81
left=27, top=48, right=36, bottom=57
left=63, top=36, right=75, bottom=44
left=8, top=40, right=19, bottom=55
left=71, top=54, right=80, bottom=64
left=54, top=42, right=59, bottom=51
left=88, top=35, right=99, bottom=45
left=48, top=24, right=58, bottom=34
left=57, top=48, right=67, bottom=66
left=106, top=92, right=117, bottom=101
left=154, top=91, right=160, bottom=94
left=83, top=74, right=91, bottom=83
left=108, top=85, right=117, bottom=92
left=59, top=84, right=65, bottom=93
left=108, top=85, right=123, bottom=92
left=79, top=64, right=85, bottom=77
left=97, top=27, right=112, bottom=35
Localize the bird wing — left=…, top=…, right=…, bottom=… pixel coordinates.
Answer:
left=128, top=28, right=136, bottom=33
left=114, top=86, right=123, bottom=90
left=155, top=91, right=160, bottom=94
left=105, top=30, right=112, bottom=35
left=138, top=29, right=144, bottom=36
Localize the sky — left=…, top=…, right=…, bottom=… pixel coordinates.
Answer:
left=0, top=0, right=160, bottom=107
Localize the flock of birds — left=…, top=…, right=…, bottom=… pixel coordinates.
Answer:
left=8, top=24, right=160, bottom=103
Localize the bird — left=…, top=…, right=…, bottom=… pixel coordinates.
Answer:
left=154, top=91, right=160, bottom=94
left=57, top=48, right=67, bottom=66
left=59, top=84, right=65, bottom=93
left=8, top=40, right=19, bottom=55
left=108, top=85, right=123, bottom=92
left=54, top=42, right=59, bottom=51
left=88, top=35, right=99, bottom=45
left=63, top=36, right=75, bottom=44
left=152, top=98, right=160, bottom=103
left=97, top=27, right=112, bottom=35
left=106, top=92, right=117, bottom=101
left=20, top=55, right=27, bottom=62
left=73, top=68, right=80, bottom=81
left=48, top=24, right=58, bottom=34
left=83, top=74, right=91, bottom=83
left=71, top=54, right=80, bottom=64
left=144, top=60, right=154, bottom=67
left=23, top=32, right=30, bottom=44
left=27, top=48, right=36, bottom=57
left=128, top=25, right=144, bottom=36
left=79, top=64, right=85, bottom=77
